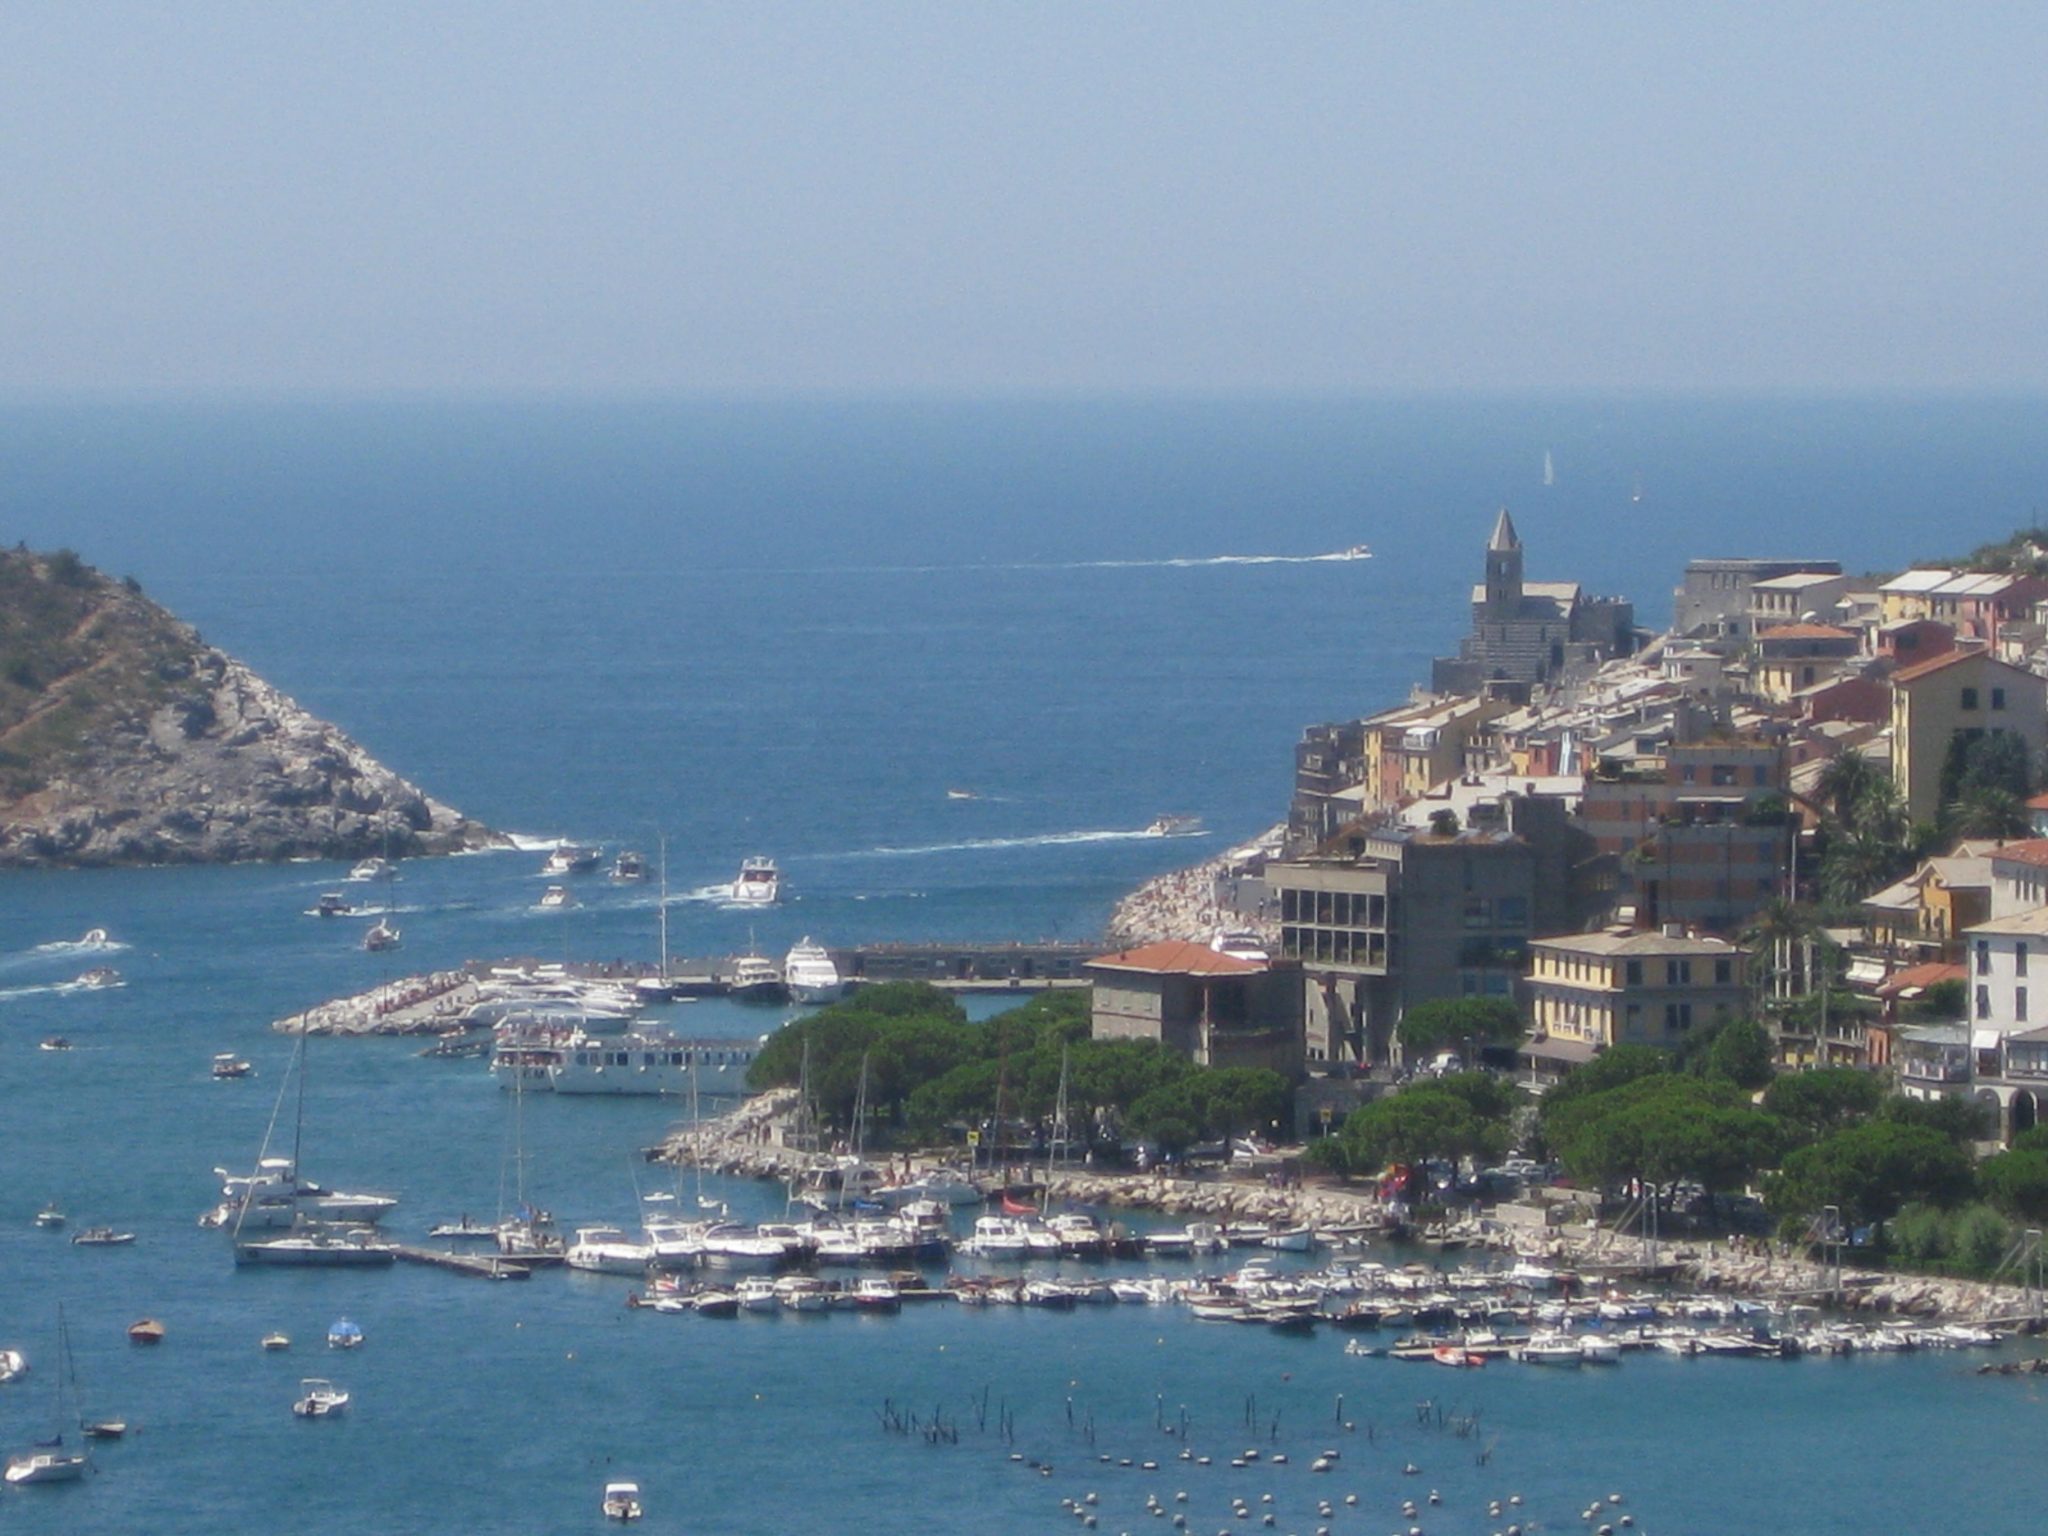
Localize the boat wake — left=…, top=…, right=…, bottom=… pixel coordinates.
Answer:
left=830, top=826, right=1198, bottom=860
left=845, top=546, right=1371, bottom=575
left=0, top=936, right=129, bottom=974
left=0, top=976, right=124, bottom=1001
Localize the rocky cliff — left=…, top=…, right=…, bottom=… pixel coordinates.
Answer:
left=0, top=545, right=501, bottom=867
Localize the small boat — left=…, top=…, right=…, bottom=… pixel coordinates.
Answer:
left=611, top=850, right=647, bottom=881
left=260, top=1333, right=291, bottom=1351
left=602, top=1481, right=644, bottom=1521
left=361, top=919, right=402, bottom=953
left=1431, top=1343, right=1485, bottom=1368
left=690, top=1290, right=740, bottom=1318
left=428, top=1216, right=498, bottom=1241
left=326, top=1318, right=364, bottom=1350
left=307, top=893, right=354, bottom=918
left=783, top=938, right=844, bottom=1005
left=726, top=951, right=786, bottom=1003
left=126, top=1320, right=164, bottom=1346
left=73, top=967, right=122, bottom=989
left=729, top=856, right=780, bottom=906
left=1517, top=1332, right=1583, bottom=1367
left=291, top=1378, right=348, bottom=1419
left=212, top=1053, right=254, bottom=1079
left=78, top=928, right=110, bottom=947
left=945, top=788, right=978, bottom=800
left=541, top=844, right=602, bottom=877
left=80, top=1420, right=126, bottom=1441
left=1144, top=814, right=1203, bottom=837
left=0, top=1350, right=25, bottom=1383
left=347, top=857, right=395, bottom=883
left=3, top=1440, right=88, bottom=1485
left=537, top=885, right=576, bottom=910
left=851, top=1276, right=902, bottom=1313
left=234, top=1225, right=397, bottom=1268
left=34, top=1204, right=65, bottom=1230
left=38, top=1037, right=71, bottom=1052
left=70, top=1228, right=135, bottom=1248
left=1578, top=1333, right=1622, bottom=1365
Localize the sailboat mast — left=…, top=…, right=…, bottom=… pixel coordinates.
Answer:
left=657, top=833, right=670, bottom=982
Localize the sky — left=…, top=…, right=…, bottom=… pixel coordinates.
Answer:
left=4, top=4, right=2047, bottom=396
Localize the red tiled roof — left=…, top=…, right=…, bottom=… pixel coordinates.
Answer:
left=1889, top=647, right=2023, bottom=684
left=1876, top=961, right=1965, bottom=998
left=1087, top=941, right=1265, bottom=976
left=1990, top=839, right=2048, bottom=869
left=2026, top=793, right=2048, bottom=810
left=1757, top=623, right=1856, bottom=641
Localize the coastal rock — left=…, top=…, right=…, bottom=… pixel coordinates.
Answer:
left=0, top=547, right=501, bottom=867
left=1106, top=823, right=1285, bottom=947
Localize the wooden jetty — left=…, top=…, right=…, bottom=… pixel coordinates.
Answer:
left=389, top=1244, right=538, bottom=1281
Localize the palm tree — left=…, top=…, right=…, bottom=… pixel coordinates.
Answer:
left=1946, top=786, right=2030, bottom=841
left=1814, top=750, right=1886, bottom=831
left=1742, top=897, right=1816, bottom=1005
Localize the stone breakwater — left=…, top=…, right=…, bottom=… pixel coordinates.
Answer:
left=275, top=971, right=474, bottom=1035
left=1106, top=823, right=1284, bottom=947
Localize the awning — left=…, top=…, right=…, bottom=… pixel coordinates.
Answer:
left=1973, top=1028, right=2003, bottom=1052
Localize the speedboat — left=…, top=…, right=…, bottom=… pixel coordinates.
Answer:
left=291, top=1379, right=349, bottom=1419
left=611, top=850, right=647, bottom=881
left=69, top=1228, right=135, bottom=1247
left=33, top=1204, right=65, bottom=1230
left=726, top=952, right=786, bottom=1003
left=78, top=928, right=110, bottom=947
left=537, top=885, right=576, bottom=910
left=1144, top=814, right=1203, bottom=837
left=308, top=893, right=354, bottom=918
left=361, top=919, right=401, bottom=953
left=38, top=1037, right=70, bottom=1052
left=729, top=856, right=779, bottom=906
left=1517, top=1332, right=1583, bottom=1366
left=126, top=1319, right=165, bottom=1345
left=541, top=844, right=602, bottom=877
left=260, top=1333, right=291, bottom=1351
left=326, top=1318, right=364, bottom=1350
left=783, top=938, right=844, bottom=1004
left=347, top=857, right=395, bottom=882
left=212, top=1053, right=254, bottom=1079
left=73, top=967, right=122, bottom=989
left=602, top=1481, right=644, bottom=1521
left=564, top=1226, right=654, bottom=1276
left=0, top=1351, right=25, bottom=1383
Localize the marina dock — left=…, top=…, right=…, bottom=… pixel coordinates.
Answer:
left=388, top=1243, right=540, bottom=1281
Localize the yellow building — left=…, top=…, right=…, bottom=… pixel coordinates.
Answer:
left=1524, top=927, right=1750, bottom=1050
left=1889, top=648, right=2048, bottom=825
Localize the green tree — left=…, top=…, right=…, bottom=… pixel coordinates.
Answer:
left=1335, top=1086, right=1504, bottom=1172
left=1880, top=1094, right=1994, bottom=1145
left=1766, top=1120, right=1975, bottom=1226
left=1701, top=1018, right=1776, bottom=1089
left=1978, top=1148, right=2048, bottom=1223
left=1396, top=997, right=1524, bottom=1061
left=1761, top=1068, right=1884, bottom=1140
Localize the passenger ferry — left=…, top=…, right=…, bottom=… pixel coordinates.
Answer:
left=490, top=1029, right=758, bottom=1096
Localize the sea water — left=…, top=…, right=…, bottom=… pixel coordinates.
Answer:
left=0, top=396, right=2046, bottom=1532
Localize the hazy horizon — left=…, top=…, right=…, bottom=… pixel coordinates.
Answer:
left=6, top=5, right=2048, bottom=397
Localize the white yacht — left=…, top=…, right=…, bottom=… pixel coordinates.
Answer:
left=347, top=857, right=395, bottom=883
left=234, top=1222, right=397, bottom=1267
left=541, top=844, right=602, bottom=877
left=1144, top=814, right=1203, bottom=837
left=537, top=885, right=576, bottom=910
left=729, top=856, right=779, bottom=905
left=361, top=919, right=401, bottom=953
left=602, top=1481, right=644, bottom=1522
left=783, top=939, right=844, bottom=1004
left=212, top=1157, right=399, bottom=1230
left=564, top=1225, right=653, bottom=1276
left=725, top=952, right=785, bottom=1003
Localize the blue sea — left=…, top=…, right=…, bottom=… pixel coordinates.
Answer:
left=1, top=396, right=2046, bottom=1533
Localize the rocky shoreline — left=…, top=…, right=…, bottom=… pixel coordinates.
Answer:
left=1105, top=823, right=1284, bottom=947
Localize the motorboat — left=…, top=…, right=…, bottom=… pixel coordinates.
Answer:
left=326, top=1318, right=364, bottom=1350
left=234, top=1223, right=398, bottom=1268
left=610, top=850, right=647, bottom=881
left=773, top=1276, right=832, bottom=1313
left=1338, top=543, right=1372, bottom=560
left=347, top=857, right=396, bottom=882
left=73, top=967, right=123, bottom=989
left=428, top=1215, right=498, bottom=1241
left=3, top=1442, right=88, bottom=1485
left=308, top=893, right=354, bottom=918
left=725, top=951, right=786, bottom=1003
left=39, top=1037, right=71, bottom=1052
left=729, top=856, right=780, bottom=906
left=80, top=1420, right=126, bottom=1441
left=291, top=1379, right=349, bottom=1419
left=214, top=1157, right=399, bottom=1229
left=690, top=1289, right=740, bottom=1318
left=361, top=919, right=401, bottom=953
left=541, top=844, right=602, bottom=877
left=734, top=1276, right=780, bottom=1313
left=602, top=1481, right=644, bottom=1521
left=1144, top=814, right=1203, bottom=837
left=1578, top=1333, right=1622, bottom=1365
left=565, top=1226, right=654, bottom=1276
left=34, top=1203, right=65, bottom=1230
left=260, top=1333, right=291, bottom=1351
left=851, top=1276, right=902, bottom=1313
left=78, top=928, right=110, bottom=947
left=945, top=788, right=977, bottom=800
left=126, top=1319, right=165, bottom=1345
left=0, top=1350, right=25, bottom=1383
left=783, top=938, right=844, bottom=1004
left=1517, top=1332, right=1583, bottom=1366
left=212, top=1053, right=254, bottom=1079
left=69, top=1228, right=135, bottom=1247
left=537, top=885, right=576, bottom=910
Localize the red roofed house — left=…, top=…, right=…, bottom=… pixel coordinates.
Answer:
left=1087, top=942, right=1304, bottom=1079
left=1889, top=647, right=2048, bottom=824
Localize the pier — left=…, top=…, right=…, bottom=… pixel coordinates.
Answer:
left=389, top=1243, right=540, bottom=1281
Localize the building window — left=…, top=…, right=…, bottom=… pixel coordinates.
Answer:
left=2020, top=943, right=2029, bottom=978
left=2020, top=987, right=2030, bottom=1023
left=1979, top=940, right=1991, bottom=975
left=1993, top=687, right=2007, bottom=711
left=1961, top=687, right=1979, bottom=710
left=1715, top=958, right=1731, bottom=985
left=1626, top=960, right=1643, bottom=986
left=1978, top=985, right=1991, bottom=1019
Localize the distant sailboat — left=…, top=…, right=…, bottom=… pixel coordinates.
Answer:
left=1630, top=475, right=1643, bottom=504
left=1542, top=449, right=1555, bottom=487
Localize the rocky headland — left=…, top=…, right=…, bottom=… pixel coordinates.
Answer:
left=1105, top=823, right=1284, bottom=947
left=0, top=545, right=500, bottom=866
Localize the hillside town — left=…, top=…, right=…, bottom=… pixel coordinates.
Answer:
left=1093, top=513, right=2048, bottom=1155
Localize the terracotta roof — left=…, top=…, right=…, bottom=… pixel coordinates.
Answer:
left=1756, top=622, right=1856, bottom=641
left=1875, top=961, right=1965, bottom=998
left=2027, top=793, right=2048, bottom=811
left=1990, top=840, right=2048, bottom=869
left=1087, top=942, right=1265, bottom=976
left=1890, top=647, right=2029, bottom=685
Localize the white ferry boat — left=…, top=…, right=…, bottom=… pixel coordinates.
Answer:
left=729, top=856, right=779, bottom=905
left=490, top=1031, right=758, bottom=1096
left=783, top=938, right=843, bottom=1004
